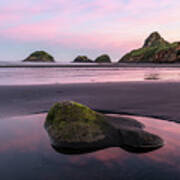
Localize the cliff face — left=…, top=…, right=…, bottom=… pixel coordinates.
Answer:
left=119, top=32, right=180, bottom=63
left=154, top=43, right=180, bottom=62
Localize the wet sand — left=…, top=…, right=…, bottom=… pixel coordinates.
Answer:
left=0, top=81, right=179, bottom=123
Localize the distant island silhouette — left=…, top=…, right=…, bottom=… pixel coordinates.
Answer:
left=119, top=32, right=180, bottom=63
left=22, top=32, right=180, bottom=64
left=23, top=51, right=55, bottom=63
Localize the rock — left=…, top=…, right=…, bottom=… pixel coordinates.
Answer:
left=118, top=126, right=164, bottom=153
left=44, top=101, right=164, bottom=154
left=73, top=56, right=93, bottom=63
left=143, top=32, right=169, bottom=48
left=95, top=54, right=111, bottom=63
left=45, top=101, right=113, bottom=144
left=105, top=115, right=163, bottom=153
left=119, top=32, right=180, bottom=63
left=23, top=51, right=55, bottom=62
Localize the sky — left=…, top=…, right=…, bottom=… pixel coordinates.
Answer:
left=0, top=0, right=180, bottom=62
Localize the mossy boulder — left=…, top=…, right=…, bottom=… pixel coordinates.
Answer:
left=45, top=101, right=164, bottom=154
left=73, top=56, right=93, bottom=63
left=45, top=101, right=113, bottom=144
left=95, top=54, right=111, bottom=63
left=119, top=32, right=180, bottom=63
left=23, top=51, right=55, bottom=62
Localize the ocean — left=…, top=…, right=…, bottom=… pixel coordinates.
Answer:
left=1, top=66, right=180, bottom=85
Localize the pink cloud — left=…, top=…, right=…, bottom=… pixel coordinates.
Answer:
left=0, top=18, right=140, bottom=55
left=0, top=0, right=180, bottom=60
left=0, top=14, right=21, bottom=25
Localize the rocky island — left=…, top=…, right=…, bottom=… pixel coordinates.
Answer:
left=119, top=32, right=180, bottom=63
left=44, top=101, right=163, bottom=154
left=73, top=56, right=93, bottom=63
left=23, top=51, right=55, bottom=63
left=73, top=54, right=111, bottom=63
left=95, top=54, right=111, bottom=63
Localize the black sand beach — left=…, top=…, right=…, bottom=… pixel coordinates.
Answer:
left=1, top=81, right=179, bottom=123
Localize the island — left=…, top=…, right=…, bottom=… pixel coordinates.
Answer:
left=73, top=54, right=112, bottom=63
left=23, top=51, right=55, bottom=63
left=73, top=56, right=93, bottom=63
left=119, top=32, right=180, bottom=63
left=95, top=54, right=111, bottom=63
left=44, top=101, right=163, bottom=154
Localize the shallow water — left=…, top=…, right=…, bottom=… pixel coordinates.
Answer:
left=1, top=67, right=180, bottom=85
left=1, top=114, right=180, bottom=180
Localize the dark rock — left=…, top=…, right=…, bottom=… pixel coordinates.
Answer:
left=143, top=32, right=169, bottom=48
left=73, top=56, right=93, bottom=63
left=44, top=101, right=164, bottom=154
left=45, top=101, right=113, bottom=144
left=95, top=54, right=111, bottom=63
left=119, top=32, right=180, bottom=63
left=23, top=51, right=55, bottom=62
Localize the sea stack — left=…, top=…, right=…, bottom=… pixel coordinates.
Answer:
left=95, top=54, right=111, bottom=63
left=73, top=56, right=93, bottom=63
left=23, top=51, right=55, bottom=62
left=143, top=32, right=169, bottom=48
left=119, top=32, right=180, bottom=63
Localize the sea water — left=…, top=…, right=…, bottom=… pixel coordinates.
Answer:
left=0, top=67, right=180, bottom=85
left=0, top=114, right=180, bottom=180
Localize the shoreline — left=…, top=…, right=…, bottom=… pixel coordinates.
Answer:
left=2, top=62, right=180, bottom=68
left=1, top=81, right=180, bottom=123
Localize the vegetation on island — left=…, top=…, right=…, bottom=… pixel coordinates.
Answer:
left=73, top=56, right=93, bottom=63
left=73, top=54, right=112, bottom=63
left=95, top=54, right=111, bottom=63
left=119, top=32, right=180, bottom=63
left=23, top=51, right=55, bottom=62
left=20, top=32, right=180, bottom=64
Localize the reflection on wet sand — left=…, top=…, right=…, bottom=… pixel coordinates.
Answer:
left=144, top=73, right=160, bottom=80
left=1, top=113, right=180, bottom=179
left=65, top=115, right=180, bottom=171
left=120, top=115, right=180, bottom=169
left=2, top=67, right=180, bottom=85
left=0, top=114, right=49, bottom=153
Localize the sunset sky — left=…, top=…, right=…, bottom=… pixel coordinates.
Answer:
left=0, top=0, right=180, bottom=62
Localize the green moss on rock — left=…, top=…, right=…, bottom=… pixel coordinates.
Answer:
left=95, top=54, right=111, bottom=63
left=44, top=101, right=164, bottom=154
left=23, top=51, right=55, bottom=62
left=45, top=101, right=110, bottom=143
